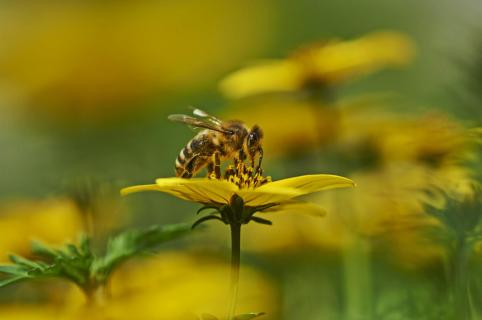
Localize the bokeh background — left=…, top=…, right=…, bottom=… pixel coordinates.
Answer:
left=0, top=1, right=481, bottom=319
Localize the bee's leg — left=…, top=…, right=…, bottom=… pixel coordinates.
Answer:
left=181, top=170, right=193, bottom=178
left=206, top=161, right=214, bottom=178
left=235, top=150, right=246, bottom=175
left=255, top=147, right=264, bottom=175
left=247, top=150, right=255, bottom=177
left=238, top=149, right=247, bottom=162
left=182, top=155, right=199, bottom=178
left=212, top=152, right=221, bottom=179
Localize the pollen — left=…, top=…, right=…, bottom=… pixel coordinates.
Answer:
left=222, top=162, right=271, bottom=189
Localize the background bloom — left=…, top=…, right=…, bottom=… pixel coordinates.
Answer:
left=220, top=31, right=415, bottom=99
left=0, top=198, right=83, bottom=262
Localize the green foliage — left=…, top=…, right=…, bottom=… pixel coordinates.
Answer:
left=0, top=223, right=191, bottom=294
left=92, top=223, right=192, bottom=283
left=424, top=189, right=482, bottom=246
left=0, top=236, right=92, bottom=288
left=423, top=189, right=482, bottom=319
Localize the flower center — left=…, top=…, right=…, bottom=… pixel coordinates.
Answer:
left=210, top=161, right=271, bottom=189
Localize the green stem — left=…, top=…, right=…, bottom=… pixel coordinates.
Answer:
left=452, top=238, right=472, bottom=319
left=226, top=222, right=241, bottom=320
left=343, top=236, right=373, bottom=320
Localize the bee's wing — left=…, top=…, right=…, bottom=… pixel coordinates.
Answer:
left=190, top=107, right=224, bottom=126
left=168, top=114, right=232, bottom=134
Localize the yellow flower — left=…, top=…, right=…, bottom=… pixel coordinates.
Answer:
left=220, top=31, right=415, bottom=99
left=224, top=100, right=340, bottom=156
left=93, top=252, right=279, bottom=319
left=0, top=306, right=65, bottom=320
left=122, top=163, right=352, bottom=319
left=0, top=198, right=84, bottom=262
left=122, top=172, right=354, bottom=211
left=122, top=160, right=354, bottom=232
left=340, top=111, right=477, bottom=169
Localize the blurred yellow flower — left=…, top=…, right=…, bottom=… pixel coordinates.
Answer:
left=236, top=108, right=478, bottom=270
left=240, top=163, right=451, bottom=265
left=225, top=100, right=340, bottom=156
left=0, top=0, right=274, bottom=123
left=0, top=198, right=83, bottom=262
left=339, top=111, right=477, bottom=170
left=0, top=252, right=278, bottom=320
left=220, top=31, right=415, bottom=99
left=97, top=252, right=278, bottom=319
left=0, top=306, right=66, bottom=320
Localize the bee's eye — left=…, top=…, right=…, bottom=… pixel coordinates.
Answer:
left=247, top=133, right=258, bottom=147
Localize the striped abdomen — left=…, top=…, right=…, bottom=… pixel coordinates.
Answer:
left=175, top=140, right=195, bottom=177
left=175, top=132, right=218, bottom=178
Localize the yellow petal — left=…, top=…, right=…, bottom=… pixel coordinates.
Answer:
left=263, top=201, right=327, bottom=217
left=219, top=59, right=304, bottom=99
left=121, top=183, right=206, bottom=203
left=238, top=187, right=302, bottom=207
left=257, top=174, right=355, bottom=196
left=121, top=184, right=163, bottom=196
left=155, top=178, right=239, bottom=204
left=306, top=31, right=415, bottom=83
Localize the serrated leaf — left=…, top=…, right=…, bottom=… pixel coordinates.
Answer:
left=66, top=244, right=81, bottom=257
left=9, top=255, right=41, bottom=269
left=58, top=261, right=87, bottom=285
left=234, top=312, right=266, bottom=320
left=0, top=265, right=28, bottom=276
left=92, top=223, right=191, bottom=281
left=1, top=239, right=93, bottom=290
left=0, top=275, right=30, bottom=287
left=79, top=235, right=91, bottom=255
left=31, top=241, right=58, bottom=259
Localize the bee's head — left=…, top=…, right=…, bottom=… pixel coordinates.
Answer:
left=246, top=125, right=263, bottom=157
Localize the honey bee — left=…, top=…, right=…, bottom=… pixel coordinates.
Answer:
left=168, top=108, right=263, bottom=178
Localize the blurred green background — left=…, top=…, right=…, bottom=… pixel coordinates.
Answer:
left=0, top=0, right=481, bottom=319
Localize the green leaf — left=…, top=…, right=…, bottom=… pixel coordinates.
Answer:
left=250, top=216, right=273, bottom=226
left=192, top=215, right=224, bottom=230
left=197, top=205, right=222, bottom=215
left=66, top=244, right=81, bottom=257
left=0, top=265, right=28, bottom=276
left=0, top=275, right=30, bottom=287
left=241, top=203, right=278, bottom=222
left=234, top=312, right=266, bottom=320
left=92, top=223, right=191, bottom=282
left=0, top=239, right=93, bottom=290
left=9, top=255, right=40, bottom=269
left=31, top=241, right=58, bottom=259
left=79, top=235, right=91, bottom=255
